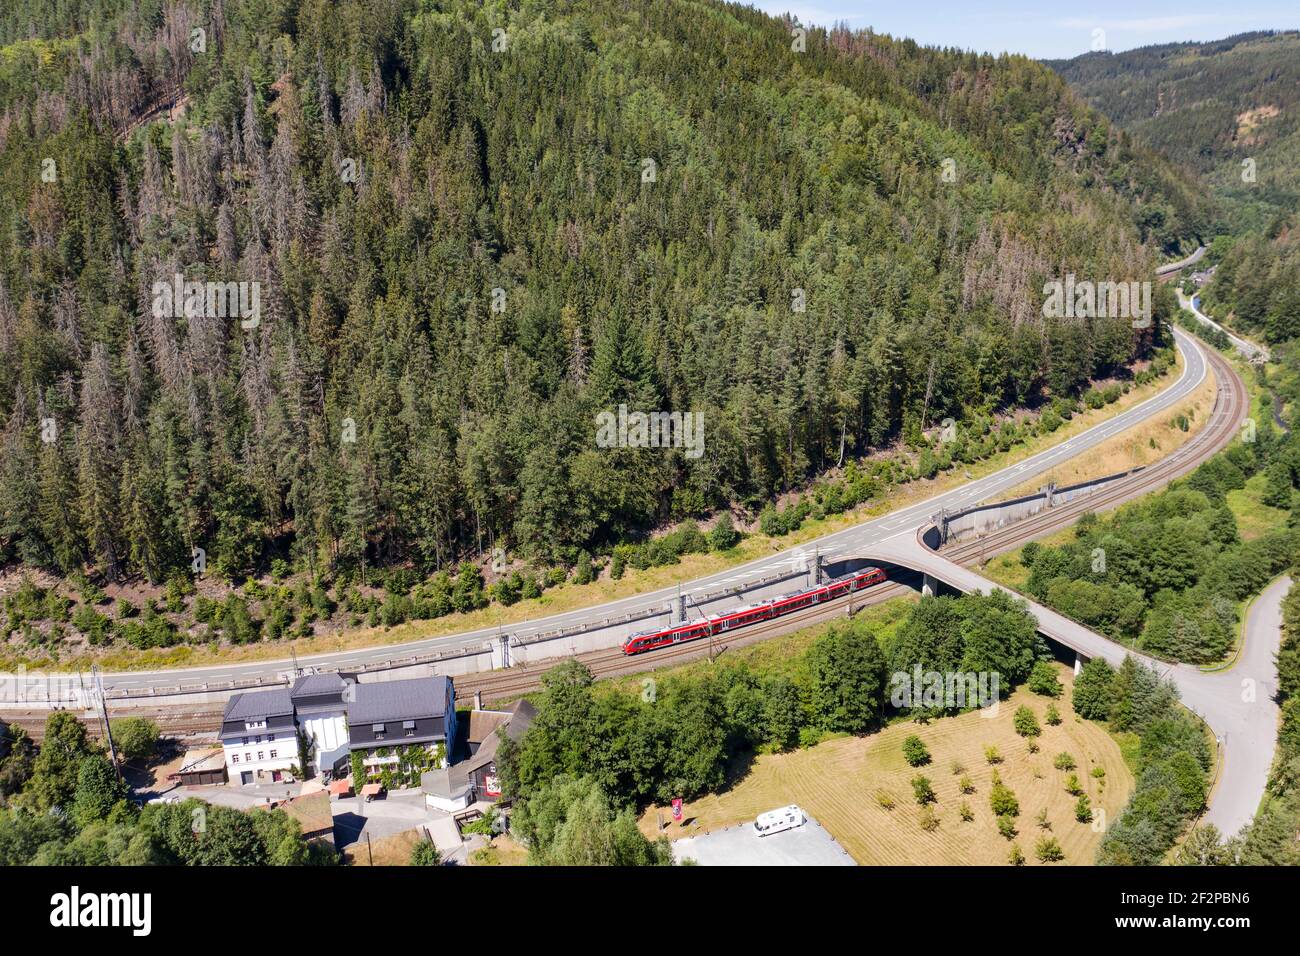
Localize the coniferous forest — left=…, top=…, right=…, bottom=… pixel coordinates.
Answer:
left=0, top=1, right=1207, bottom=652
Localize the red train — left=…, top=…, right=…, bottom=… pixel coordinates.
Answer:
left=621, top=566, right=887, bottom=655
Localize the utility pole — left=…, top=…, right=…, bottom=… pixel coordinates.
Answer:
left=92, top=665, right=120, bottom=776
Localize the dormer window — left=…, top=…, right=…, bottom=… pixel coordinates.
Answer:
left=372, top=723, right=386, bottom=739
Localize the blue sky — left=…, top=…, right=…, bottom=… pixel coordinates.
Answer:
left=752, top=1, right=1300, bottom=59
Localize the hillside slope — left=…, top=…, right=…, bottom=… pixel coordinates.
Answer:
left=1048, top=31, right=1300, bottom=228
left=0, top=0, right=1205, bottom=600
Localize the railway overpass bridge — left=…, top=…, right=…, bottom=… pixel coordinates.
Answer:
left=833, top=526, right=1280, bottom=839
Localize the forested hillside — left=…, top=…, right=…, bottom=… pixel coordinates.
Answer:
left=0, top=0, right=1205, bottom=624
left=1048, top=31, right=1300, bottom=229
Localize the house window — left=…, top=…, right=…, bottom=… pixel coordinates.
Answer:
left=405, top=728, right=415, bottom=737
left=257, top=752, right=265, bottom=761
left=403, top=720, right=416, bottom=737
left=232, top=754, right=239, bottom=763
left=269, top=750, right=277, bottom=759
left=245, top=753, right=252, bottom=762
left=372, top=723, right=385, bottom=740
left=242, top=737, right=249, bottom=745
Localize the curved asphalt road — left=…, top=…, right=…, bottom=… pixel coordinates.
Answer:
left=10, top=325, right=1210, bottom=695
left=859, top=533, right=1283, bottom=839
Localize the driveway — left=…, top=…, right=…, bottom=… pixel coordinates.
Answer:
left=671, top=817, right=855, bottom=866
left=332, top=788, right=440, bottom=848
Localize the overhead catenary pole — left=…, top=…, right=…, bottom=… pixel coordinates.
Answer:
left=92, top=665, right=120, bottom=776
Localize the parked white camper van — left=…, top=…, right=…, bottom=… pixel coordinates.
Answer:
left=753, top=805, right=806, bottom=837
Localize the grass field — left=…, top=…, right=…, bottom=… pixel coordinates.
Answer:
left=467, top=835, right=530, bottom=866
left=342, top=829, right=426, bottom=866
left=1226, top=472, right=1289, bottom=541
left=638, top=664, right=1133, bottom=865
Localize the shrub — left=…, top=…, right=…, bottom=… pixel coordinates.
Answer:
left=990, top=780, right=1020, bottom=818
left=1075, top=794, right=1093, bottom=823
left=984, top=745, right=1003, bottom=765
left=918, top=805, right=940, bottom=832
left=410, top=841, right=441, bottom=866
left=1065, top=773, right=1083, bottom=796
left=959, top=801, right=974, bottom=822
left=959, top=776, right=975, bottom=794
left=1035, top=836, right=1064, bottom=863
left=875, top=791, right=896, bottom=810
left=996, top=814, right=1018, bottom=840
left=902, top=735, right=931, bottom=767
left=708, top=514, right=741, bottom=552
left=911, top=775, right=936, bottom=805
left=1054, top=752, right=1077, bottom=771
left=1013, top=706, right=1041, bottom=738
left=1008, top=843, right=1026, bottom=865
left=1028, top=661, right=1062, bottom=697
left=1045, top=703, right=1062, bottom=725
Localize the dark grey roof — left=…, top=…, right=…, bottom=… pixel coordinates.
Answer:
left=290, top=673, right=348, bottom=699
left=504, top=699, right=536, bottom=742
left=223, top=688, right=293, bottom=722
left=346, top=676, right=450, bottom=725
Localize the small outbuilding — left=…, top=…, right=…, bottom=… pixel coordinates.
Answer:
left=173, top=749, right=228, bottom=787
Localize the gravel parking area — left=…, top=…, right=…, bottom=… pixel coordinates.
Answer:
left=670, top=816, right=855, bottom=866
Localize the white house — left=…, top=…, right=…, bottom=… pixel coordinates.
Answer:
left=287, top=673, right=351, bottom=775
left=219, top=689, right=299, bottom=786
left=219, top=673, right=458, bottom=786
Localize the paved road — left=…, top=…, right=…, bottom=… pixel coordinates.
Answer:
left=856, top=535, right=1285, bottom=840
left=1178, top=289, right=1268, bottom=362
left=1202, top=575, right=1290, bottom=836
left=1157, top=245, right=1207, bottom=277
left=0, top=326, right=1213, bottom=696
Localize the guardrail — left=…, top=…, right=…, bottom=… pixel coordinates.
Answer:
left=82, top=566, right=813, bottom=702
left=931, top=465, right=1146, bottom=545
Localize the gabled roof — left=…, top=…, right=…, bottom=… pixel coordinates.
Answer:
left=290, top=673, right=348, bottom=699
left=279, top=790, right=335, bottom=843
left=502, top=699, right=536, bottom=742
left=223, top=688, right=294, bottom=723
left=346, top=676, right=451, bottom=725
left=434, top=698, right=537, bottom=791
left=466, top=710, right=509, bottom=745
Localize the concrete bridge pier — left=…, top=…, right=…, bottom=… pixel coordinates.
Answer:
left=670, top=590, right=686, bottom=625
left=1074, top=652, right=1086, bottom=676
left=490, top=634, right=512, bottom=669
left=922, top=573, right=937, bottom=597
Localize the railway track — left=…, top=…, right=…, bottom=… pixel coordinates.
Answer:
left=448, top=335, right=1247, bottom=706
left=2, top=336, right=1246, bottom=734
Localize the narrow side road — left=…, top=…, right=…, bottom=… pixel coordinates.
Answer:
left=1200, top=574, right=1290, bottom=837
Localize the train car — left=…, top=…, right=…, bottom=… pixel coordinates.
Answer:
left=622, top=565, right=886, bottom=655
